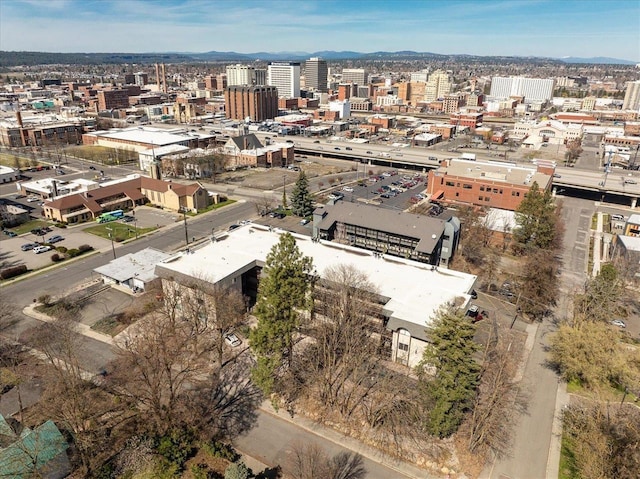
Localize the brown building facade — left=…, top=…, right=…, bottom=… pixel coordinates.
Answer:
left=225, top=85, right=278, bottom=121
left=97, top=89, right=130, bottom=111
left=427, top=159, right=553, bottom=211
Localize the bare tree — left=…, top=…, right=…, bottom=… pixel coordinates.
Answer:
left=465, top=327, right=525, bottom=458
left=286, top=443, right=366, bottom=479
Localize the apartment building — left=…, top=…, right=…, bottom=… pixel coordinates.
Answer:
left=490, top=76, right=555, bottom=102
left=267, top=62, right=301, bottom=98
left=623, top=80, right=640, bottom=111
left=427, top=159, right=553, bottom=211
left=424, top=70, right=453, bottom=102
left=226, top=64, right=257, bottom=86
left=224, top=85, right=278, bottom=121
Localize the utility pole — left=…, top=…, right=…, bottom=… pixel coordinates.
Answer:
left=180, top=207, right=189, bottom=247
left=510, top=291, right=522, bottom=329
left=105, top=226, right=116, bottom=259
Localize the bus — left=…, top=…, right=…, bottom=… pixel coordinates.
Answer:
left=96, top=210, right=124, bottom=223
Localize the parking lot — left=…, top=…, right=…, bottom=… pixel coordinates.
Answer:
left=327, top=170, right=428, bottom=210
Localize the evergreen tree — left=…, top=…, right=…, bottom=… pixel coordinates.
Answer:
left=249, top=233, right=314, bottom=395
left=513, top=181, right=557, bottom=251
left=417, top=308, right=480, bottom=438
left=290, top=170, right=314, bottom=218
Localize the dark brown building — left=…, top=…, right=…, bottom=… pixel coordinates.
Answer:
left=225, top=85, right=278, bottom=121
left=97, top=89, right=130, bottom=111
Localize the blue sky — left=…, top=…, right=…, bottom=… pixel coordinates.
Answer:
left=1, top=0, right=638, bottom=61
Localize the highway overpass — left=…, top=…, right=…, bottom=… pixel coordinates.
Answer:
left=254, top=133, right=640, bottom=208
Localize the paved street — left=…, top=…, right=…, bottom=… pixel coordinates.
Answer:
left=484, top=195, right=594, bottom=479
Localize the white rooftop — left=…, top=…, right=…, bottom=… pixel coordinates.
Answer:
left=156, top=225, right=477, bottom=332
left=87, top=126, right=213, bottom=147
left=94, top=248, right=171, bottom=283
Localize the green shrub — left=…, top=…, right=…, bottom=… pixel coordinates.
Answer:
left=202, top=441, right=240, bottom=463
left=56, top=246, right=67, bottom=253
left=1, top=265, right=28, bottom=280
left=37, top=294, right=52, bottom=305
left=67, top=248, right=80, bottom=258
left=156, top=429, right=196, bottom=470
left=78, top=244, right=93, bottom=252
left=225, top=462, right=250, bottom=479
left=54, top=223, right=67, bottom=228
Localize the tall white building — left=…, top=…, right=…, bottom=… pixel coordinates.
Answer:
left=226, top=64, right=256, bottom=86
left=329, top=100, right=351, bottom=119
left=410, top=69, right=429, bottom=83
left=622, top=80, right=640, bottom=111
left=342, top=68, right=368, bottom=85
left=490, top=76, right=555, bottom=102
left=267, top=62, right=301, bottom=98
left=424, top=70, right=453, bottom=102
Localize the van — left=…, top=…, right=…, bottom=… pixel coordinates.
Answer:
left=623, top=178, right=637, bottom=185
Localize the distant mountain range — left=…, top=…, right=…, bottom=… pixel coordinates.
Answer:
left=0, top=50, right=636, bottom=68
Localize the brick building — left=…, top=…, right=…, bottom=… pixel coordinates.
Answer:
left=97, top=89, right=130, bottom=111
left=225, top=85, right=278, bottom=121
left=427, top=159, right=553, bottom=211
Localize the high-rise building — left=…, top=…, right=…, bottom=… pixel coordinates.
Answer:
left=267, top=62, right=301, bottom=98
left=305, top=57, right=328, bottom=92
left=342, top=68, right=368, bottom=85
left=225, top=85, right=279, bottom=121
left=410, top=70, right=429, bottom=83
left=134, top=72, right=148, bottom=86
left=490, top=76, right=555, bottom=102
left=424, top=70, right=453, bottom=102
left=622, top=80, right=640, bottom=111
left=255, top=69, right=267, bottom=85
left=226, top=64, right=256, bottom=86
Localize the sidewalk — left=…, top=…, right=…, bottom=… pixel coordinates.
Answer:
left=257, top=400, right=442, bottom=478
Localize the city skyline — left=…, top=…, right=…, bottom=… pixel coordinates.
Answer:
left=0, top=0, right=639, bottom=62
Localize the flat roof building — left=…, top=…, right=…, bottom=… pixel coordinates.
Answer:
left=224, top=85, right=278, bottom=122
left=427, top=159, right=553, bottom=211
left=267, top=62, right=301, bottom=98
left=155, top=225, right=476, bottom=367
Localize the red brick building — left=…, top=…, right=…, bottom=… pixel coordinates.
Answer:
left=427, top=159, right=553, bottom=211
left=450, top=111, right=483, bottom=129
left=97, top=89, right=130, bottom=111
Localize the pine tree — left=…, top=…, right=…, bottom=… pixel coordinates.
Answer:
left=290, top=170, right=314, bottom=218
left=417, top=308, right=480, bottom=438
left=249, top=233, right=314, bottom=395
left=513, top=181, right=557, bottom=251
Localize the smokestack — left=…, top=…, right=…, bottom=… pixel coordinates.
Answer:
left=155, top=63, right=160, bottom=92
left=161, top=64, right=167, bottom=93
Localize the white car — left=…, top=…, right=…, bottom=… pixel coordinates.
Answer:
left=342, top=186, right=354, bottom=192
left=33, top=245, right=51, bottom=254
left=26, top=197, right=39, bottom=203
left=610, top=320, right=626, bottom=328
left=224, top=333, right=241, bottom=347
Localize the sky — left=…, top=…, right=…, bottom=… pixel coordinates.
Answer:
left=1, top=0, right=639, bottom=61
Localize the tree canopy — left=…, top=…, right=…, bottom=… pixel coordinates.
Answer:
left=417, top=308, right=480, bottom=438
left=291, top=170, right=315, bottom=218
left=513, top=182, right=558, bottom=251
left=249, top=233, right=314, bottom=395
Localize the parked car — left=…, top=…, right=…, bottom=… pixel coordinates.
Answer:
left=334, top=147, right=341, bottom=151
left=611, top=214, right=625, bottom=221
left=228, top=224, right=241, bottom=232
left=41, top=226, right=52, bottom=233
left=89, top=165, right=96, bottom=170
left=300, top=219, right=310, bottom=225
left=33, top=245, right=51, bottom=254
left=31, top=228, right=46, bottom=236
left=21, top=243, right=37, bottom=251
left=610, top=319, right=626, bottom=328
left=2, top=230, right=17, bottom=237
left=345, top=147, right=353, bottom=151
left=26, top=197, right=39, bottom=203
left=366, top=151, right=373, bottom=154
left=342, top=186, right=354, bottom=192
left=48, top=235, right=64, bottom=243
left=224, top=332, right=242, bottom=347
left=121, top=215, right=135, bottom=223
left=624, top=179, right=637, bottom=185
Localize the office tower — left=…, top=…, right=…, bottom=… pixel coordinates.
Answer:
left=623, top=80, right=640, bottom=110
left=225, top=85, right=279, bottom=121
left=410, top=69, right=429, bottom=83
left=424, top=70, right=453, bottom=102
left=255, top=69, right=267, bottom=85
left=342, top=68, right=368, bottom=85
left=305, top=57, right=328, bottom=92
left=97, top=89, right=129, bottom=110
left=226, top=64, right=256, bottom=86
left=490, top=76, right=555, bottom=102
left=267, top=62, right=301, bottom=98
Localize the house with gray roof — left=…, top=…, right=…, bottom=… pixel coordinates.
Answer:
left=94, top=247, right=171, bottom=292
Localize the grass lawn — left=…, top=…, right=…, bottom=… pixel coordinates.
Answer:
left=0, top=152, right=36, bottom=170
left=559, top=434, right=578, bottom=479
left=91, top=314, right=128, bottom=337
left=83, top=222, right=156, bottom=241
left=186, top=199, right=237, bottom=216
left=10, top=219, right=52, bottom=235
left=64, top=145, right=138, bottom=165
